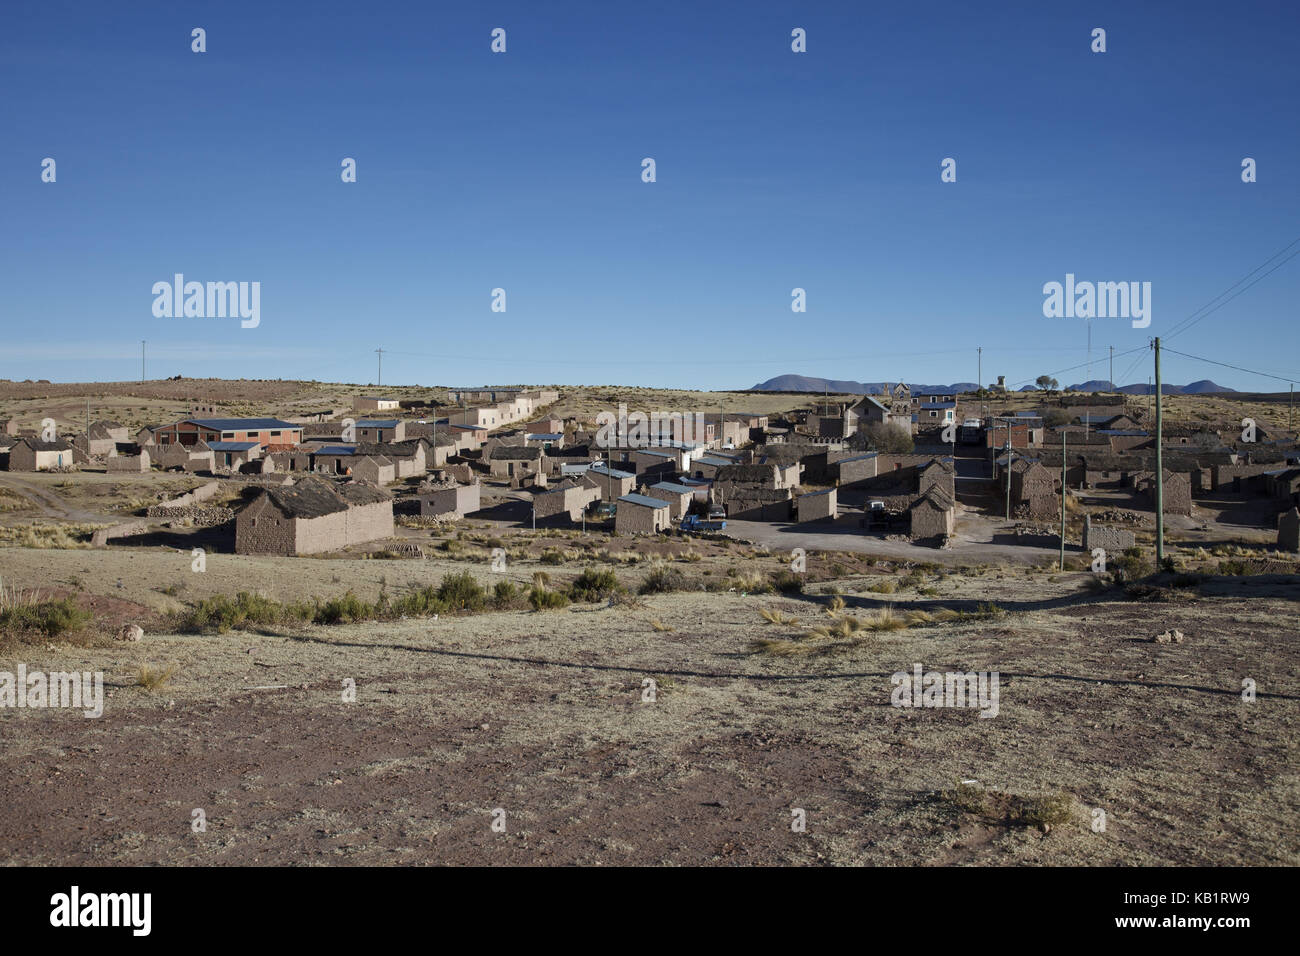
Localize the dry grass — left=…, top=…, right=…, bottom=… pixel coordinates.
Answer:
left=0, top=524, right=101, bottom=549
left=758, top=607, right=800, bottom=626
left=136, top=662, right=179, bottom=692
left=935, top=783, right=1076, bottom=831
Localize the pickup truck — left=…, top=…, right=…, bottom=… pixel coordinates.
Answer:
left=680, top=514, right=726, bottom=532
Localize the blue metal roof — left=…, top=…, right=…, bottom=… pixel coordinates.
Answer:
left=314, top=445, right=356, bottom=456
left=920, top=402, right=956, bottom=409
left=355, top=419, right=400, bottom=428
left=649, top=481, right=695, bottom=494
left=589, top=464, right=634, bottom=479
left=208, top=441, right=260, bottom=451
left=187, top=418, right=298, bottom=430
left=618, top=493, right=670, bottom=509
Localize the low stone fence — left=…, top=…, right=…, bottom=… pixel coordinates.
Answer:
left=145, top=505, right=234, bottom=527
left=91, top=520, right=150, bottom=548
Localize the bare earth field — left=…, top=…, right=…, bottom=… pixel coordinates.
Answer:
left=1, top=546, right=1296, bottom=866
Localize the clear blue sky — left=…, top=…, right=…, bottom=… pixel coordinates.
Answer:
left=3, top=0, right=1298, bottom=392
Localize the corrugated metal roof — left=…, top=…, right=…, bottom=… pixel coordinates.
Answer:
left=355, top=419, right=400, bottom=428
left=649, top=481, right=695, bottom=494
left=208, top=441, right=260, bottom=451
left=618, top=493, right=670, bottom=509
left=314, top=445, right=356, bottom=456
left=187, top=418, right=299, bottom=430
left=589, top=464, right=634, bottom=479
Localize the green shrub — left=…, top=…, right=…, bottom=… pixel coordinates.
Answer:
left=529, top=586, right=569, bottom=610
left=436, top=572, right=487, bottom=611
left=771, top=571, right=804, bottom=594
left=639, top=566, right=688, bottom=595
left=493, top=580, right=519, bottom=607
left=315, top=591, right=373, bottom=625
left=569, top=567, right=621, bottom=602
left=0, top=597, right=91, bottom=638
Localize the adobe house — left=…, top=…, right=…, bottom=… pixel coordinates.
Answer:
left=1278, top=507, right=1300, bottom=552
left=644, top=481, right=695, bottom=519
left=1139, top=471, right=1193, bottom=516
left=718, top=487, right=794, bottom=521
left=208, top=441, right=261, bottom=471
left=351, top=455, right=396, bottom=486
left=488, top=444, right=544, bottom=478
left=533, top=478, right=601, bottom=522
left=585, top=464, right=636, bottom=501
left=909, top=486, right=955, bottom=540
left=235, top=478, right=394, bottom=555
left=106, top=447, right=151, bottom=473
left=151, top=417, right=302, bottom=452
left=1009, top=460, right=1058, bottom=518
left=917, top=459, right=956, bottom=499
left=797, top=487, right=837, bottom=522
left=0, top=419, right=18, bottom=436
left=614, top=493, right=671, bottom=535
left=416, top=482, right=481, bottom=518
left=917, top=402, right=957, bottom=428
left=356, top=440, right=426, bottom=479
left=527, top=417, right=563, bottom=434
left=354, top=396, right=400, bottom=413
left=632, top=448, right=679, bottom=481
left=831, top=452, right=878, bottom=487
left=355, top=419, right=406, bottom=443
left=7, top=437, right=74, bottom=471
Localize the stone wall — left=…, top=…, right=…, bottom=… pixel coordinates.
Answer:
left=147, top=505, right=235, bottom=527
left=1083, top=516, right=1136, bottom=553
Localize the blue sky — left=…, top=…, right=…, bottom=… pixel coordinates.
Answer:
left=3, top=0, right=1298, bottom=392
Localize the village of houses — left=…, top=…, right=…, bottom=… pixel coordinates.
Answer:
left=3, top=376, right=1298, bottom=868
left=2, top=380, right=1299, bottom=560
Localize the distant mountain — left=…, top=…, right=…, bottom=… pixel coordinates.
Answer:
left=752, top=374, right=1236, bottom=396
left=750, top=375, right=977, bottom=395
left=1062, top=379, right=1234, bottom=395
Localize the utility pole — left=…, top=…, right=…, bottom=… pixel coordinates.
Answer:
left=977, top=346, right=982, bottom=393
left=1059, top=430, right=1066, bottom=571
left=1154, top=337, right=1165, bottom=565
left=1109, top=345, right=1114, bottom=391
left=1005, top=436, right=1012, bottom=521
left=1290, top=384, right=1294, bottom=432
left=140, top=340, right=146, bottom=383
left=375, top=348, right=384, bottom=387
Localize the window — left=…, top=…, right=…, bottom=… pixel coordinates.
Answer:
left=270, top=430, right=281, bottom=437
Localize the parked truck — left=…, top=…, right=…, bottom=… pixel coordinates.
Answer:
left=680, top=514, right=726, bottom=532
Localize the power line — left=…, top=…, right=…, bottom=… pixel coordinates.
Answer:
left=1165, top=236, right=1300, bottom=341
left=1008, top=346, right=1147, bottom=389
left=1159, top=346, right=1300, bottom=385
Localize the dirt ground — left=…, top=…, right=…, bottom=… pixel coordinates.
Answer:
left=1, top=546, right=1296, bottom=866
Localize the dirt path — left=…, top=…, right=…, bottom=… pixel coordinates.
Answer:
left=0, top=475, right=110, bottom=523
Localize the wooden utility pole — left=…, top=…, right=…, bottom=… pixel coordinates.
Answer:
left=140, top=340, right=146, bottom=383
left=1154, top=337, right=1165, bottom=564
left=1059, top=430, right=1066, bottom=571
left=375, top=348, right=384, bottom=387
